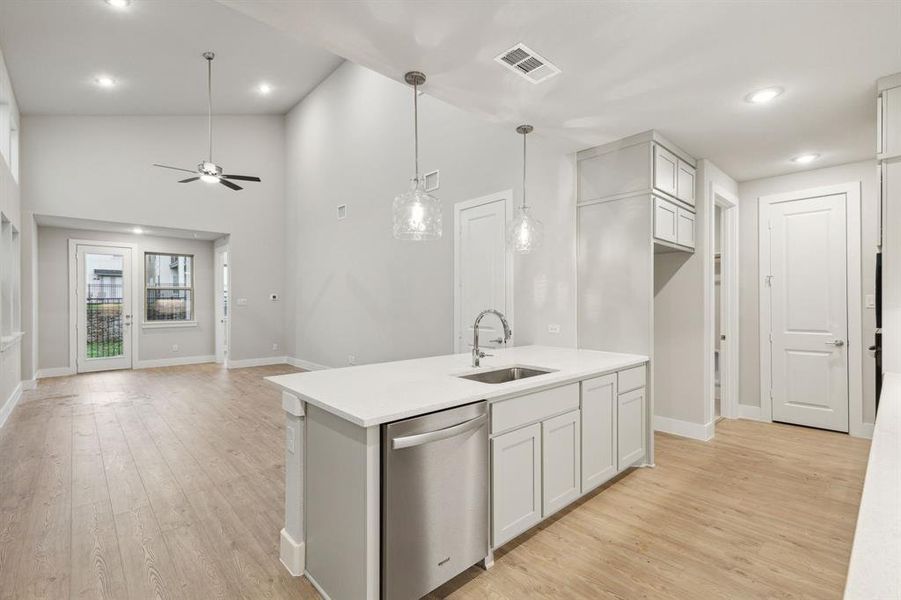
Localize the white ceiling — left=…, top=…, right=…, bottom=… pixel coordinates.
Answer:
left=222, top=0, right=901, bottom=181
left=0, top=0, right=343, bottom=115
left=35, top=214, right=226, bottom=241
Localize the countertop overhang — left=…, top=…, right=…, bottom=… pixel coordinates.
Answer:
left=266, top=345, right=649, bottom=427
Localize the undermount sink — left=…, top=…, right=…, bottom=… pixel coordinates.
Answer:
left=457, top=366, right=555, bottom=384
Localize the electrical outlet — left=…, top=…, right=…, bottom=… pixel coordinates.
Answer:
left=272, top=343, right=279, bottom=351
left=236, top=298, right=248, bottom=306
left=171, top=344, right=179, bottom=352
left=547, top=324, right=561, bottom=334
left=286, top=425, right=295, bottom=454
left=348, top=354, right=356, bottom=365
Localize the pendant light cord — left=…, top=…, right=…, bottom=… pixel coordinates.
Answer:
left=521, top=130, right=527, bottom=210
left=413, top=81, right=419, bottom=181
left=207, top=55, right=213, bottom=163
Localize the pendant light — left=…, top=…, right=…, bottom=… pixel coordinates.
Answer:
left=508, top=124, right=543, bottom=253
left=393, top=71, right=442, bottom=240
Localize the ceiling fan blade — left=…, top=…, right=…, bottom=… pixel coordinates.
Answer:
left=153, top=163, right=197, bottom=174
left=178, top=177, right=200, bottom=183
left=219, top=178, right=243, bottom=191
left=222, top=174, right=261, bottom=182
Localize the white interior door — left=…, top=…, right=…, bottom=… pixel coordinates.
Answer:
left=76, top=244, right=133, bottom=373
left=455, top=194, right=510, bottom=352
left=215, top=247, right=229, bottom=363
left=767, top=193, right=849, bottom=432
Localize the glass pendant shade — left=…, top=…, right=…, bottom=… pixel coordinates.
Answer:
left=393, top=177, right=442, bottom=240
left=508, top=205, right=543, bottom=254
left=508, top=124, right=543, bottom=253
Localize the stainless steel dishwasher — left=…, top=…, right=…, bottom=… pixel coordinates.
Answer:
left=382, top=401, right=489, bottom=600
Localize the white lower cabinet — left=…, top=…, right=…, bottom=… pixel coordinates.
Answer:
left=491, top=422, right=541, bottom=547
left=617, top=387, right=646, bottom=470
left=580, top=374, right=617, bottom=492
left=541, top=410, right=581, bottom=516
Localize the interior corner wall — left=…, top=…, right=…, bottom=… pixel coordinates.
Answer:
left=283, top=62, right=576, bottom=368
left=0, top=134, right=21, bottom=419
left=20, top=115, right=286, bottom=363
left=653, top=158, right=737, bottom=429
left=36, top=226, right=215, bottom=370
left=738, top=159, right=879, bottom=423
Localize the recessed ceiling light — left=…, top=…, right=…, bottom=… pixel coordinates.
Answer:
left=105, top=0, right=131, bottom=8
left=792, top=153, right=820, bottom=164
left=257, top=83, right=272, bottom=95
left=94, top=75, right=116, bottom=89
left=132, top=227, right=143, bottom=234
left=746, top=87, right=783, bottom=104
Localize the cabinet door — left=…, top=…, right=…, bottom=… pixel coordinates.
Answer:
left=676, top=160, right=696, bottom=205
left=653, top=144, right=678, bottom=197
left=881, top=86, right=901, bottom=159
left=677, top=207, right=696, bottom=249
left=581, top=374, right=616, bottom=493
left=617, top=388, right=646, bottom=470
left=491, top=423, right=541, bottom=547
left=541, top=410, right=581, bottom=516
left=654, top=197, right=678, bottom=244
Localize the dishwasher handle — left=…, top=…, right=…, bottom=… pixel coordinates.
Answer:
left=391, top=413, right=488, bottom=450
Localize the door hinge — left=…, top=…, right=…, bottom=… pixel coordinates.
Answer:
left=769, top=389, right=774, bottom=400
left=768, top=332, right=773, bottom=343
left=765, top=274, right=774, bottom=287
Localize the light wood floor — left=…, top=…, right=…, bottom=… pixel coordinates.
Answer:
left=0, top=365, right=870, bottom=599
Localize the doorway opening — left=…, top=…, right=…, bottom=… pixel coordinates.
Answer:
left=707, top=185, right=740, bottom=428
left=215, top=243, right=230, bottom=365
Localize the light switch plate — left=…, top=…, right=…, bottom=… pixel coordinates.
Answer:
left=866, top=294, right=876, bottom=308
left=547, top=324, right=561, bottom=334
left=236, top=298, right=248, bottom=306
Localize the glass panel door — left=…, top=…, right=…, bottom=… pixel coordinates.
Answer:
left=76, top=245, right=132, bottom=372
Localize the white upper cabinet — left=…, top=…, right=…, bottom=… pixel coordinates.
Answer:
left=653, top=144, right=678, bottom=198
left=676, top=159, right=696, bottom=206
left=654, top=196, right=678, bottom=244
left=677, top=207, right=696, bottom=249
left=878, top=85, right=901, bottom=159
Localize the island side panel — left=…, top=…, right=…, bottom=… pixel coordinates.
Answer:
left=305, top=403, right=380, bottom=600
left=281, top=392, right=306, bottom=575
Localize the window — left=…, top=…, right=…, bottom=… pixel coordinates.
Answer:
left=145, top=253, right=194, bottom=322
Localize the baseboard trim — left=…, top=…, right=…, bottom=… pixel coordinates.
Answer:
left=36, top=366, right=76, bottom=379
left=0, top=382, right=23, bottom=429
left=279, top=528, right=306, bottom=577
left=286, top=357, right=331, bottom=371
left=654, top=415, right=715, bottom=441
left=850, top=421, right=875, bottom=440
left=227, top=356, right=288, bottom=369
left=22, top=379, right=36, bottom=391
left=304, top=570, right=333, bottom=600
left=737, top=404, right=764, bottom=421
left=134, top=355, right=216, bottom=369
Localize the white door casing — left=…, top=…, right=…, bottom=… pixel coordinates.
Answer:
left=759, top=182, right=863, bottom=436
left=454, top=191, right=513, bottom=353
left=215, top=246, right=230, bottom=364
left=75, top=243, right=133, bottom=373
left=767, top=193, right=849, bottom=432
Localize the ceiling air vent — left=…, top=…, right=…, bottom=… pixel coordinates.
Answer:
left=495, top=43, right=561, bottom=84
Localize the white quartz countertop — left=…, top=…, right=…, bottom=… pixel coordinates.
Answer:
left=844, top=372, right=901, bottom=599
left=267, top=345, right=648, bottom=427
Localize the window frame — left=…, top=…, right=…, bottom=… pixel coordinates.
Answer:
left=143, top=252, right=196, bottom=325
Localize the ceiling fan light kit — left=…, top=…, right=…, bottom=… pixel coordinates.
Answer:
left=153, top=51, right=261, bottom=191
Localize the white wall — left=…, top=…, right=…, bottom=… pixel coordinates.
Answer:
left=20, top=115, right=286, bottom=364
left=36, top=226, right=215, bottom=371
left=284, top=62, right=576, bottom=367
left=738, top=160, right=879, bottom=423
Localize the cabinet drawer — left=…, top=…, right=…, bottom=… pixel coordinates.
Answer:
left=618, top=365, right=646, bottom=393
left=491, top=383, right=580, bottom=435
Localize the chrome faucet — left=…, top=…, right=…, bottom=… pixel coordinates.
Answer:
left=472, top=309, right=512, bottom=367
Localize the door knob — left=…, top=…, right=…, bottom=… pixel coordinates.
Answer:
left=826, top=339, right=845, bottom=347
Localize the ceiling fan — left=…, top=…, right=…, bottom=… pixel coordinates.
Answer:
left=153, top=52, right=261, bottom=191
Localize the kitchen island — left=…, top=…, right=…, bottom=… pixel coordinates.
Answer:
left=267, top=345, right=651, bottom=600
